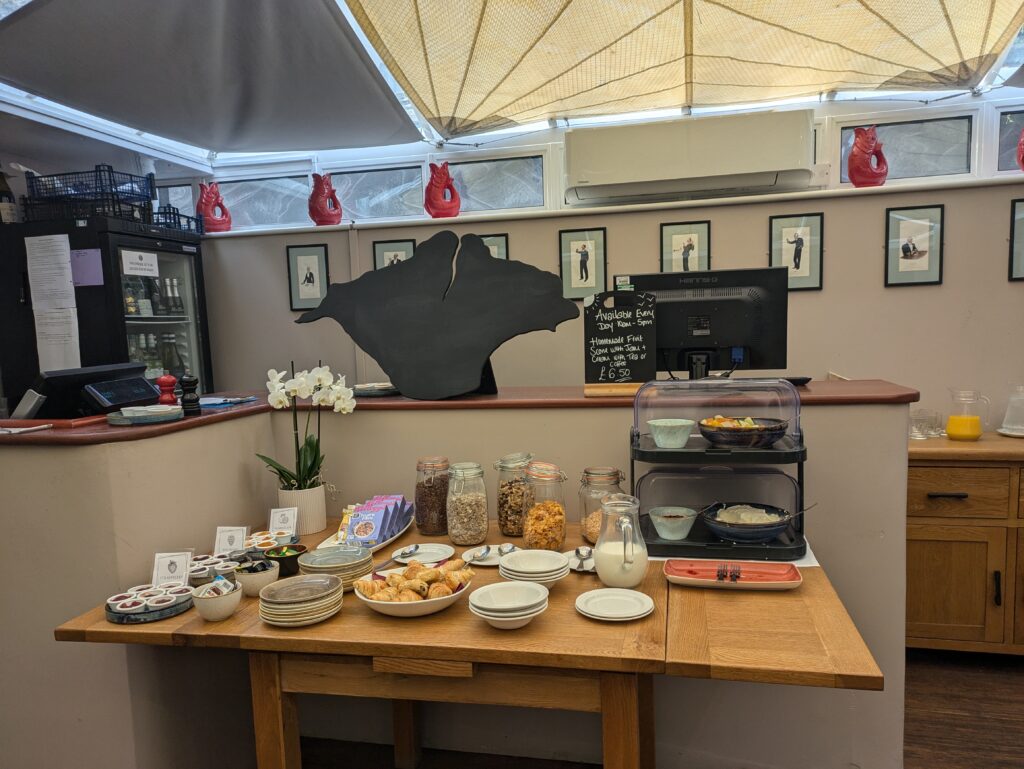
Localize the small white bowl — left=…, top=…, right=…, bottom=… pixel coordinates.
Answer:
left=126, top=584, right=152, bottom=594
left=192, top=554, right=213, bottom=563
left=648, top=506, right=699, bottom=540
left=647, top=418, right=696, bottom=449
left=157, top=581, right=185, bottom=591
left=145, top=595, right=177, bottom=611
left=191, top=583, right=242, bottom=621
left=213, top=552, right=233, bottom=561
left=469, top=602, right=547, bottom=630
left=255, top=540, right=278, bottom=553
left=165, top=586, right=194, bottom=604
left=499, top=566, right=570, bottom=590
left=470, top=581, right=548, bottom=614
left=136, top=588, right=165, bottom=600
left=499, top=550, right=569, bottom=574
left=106, top=592, right=135, bottom=610
left=234, top=560, right=280, bottom=596
left=273, top=530, right=292, bottom=545
left=114, top=598, right=147, bottom=614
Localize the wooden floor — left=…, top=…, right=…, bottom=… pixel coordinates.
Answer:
left=305, top=649, right=1024, bottom=769
left=905, top=648, right=1024, bottom=769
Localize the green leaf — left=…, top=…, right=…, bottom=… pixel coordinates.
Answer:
left=255, top=453, right=298, bottom=488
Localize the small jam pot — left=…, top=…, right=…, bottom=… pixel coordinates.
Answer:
left=126, top=584, right=152, bottom=594
left=166, top=586, right=194, bottom=604
left=136, top=589, right=165, bottom=600
left=106, top=593, right=135, bottom=609
left=145, top=595, right=177, bottom=610
left=114, top=598, right=146, bottom=614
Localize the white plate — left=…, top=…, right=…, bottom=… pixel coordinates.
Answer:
left=462, top=545, right=502, bottom=567
left=315, top=515, right=415, bottom=552
left=499, top=565, right=571, bottom=579
left=391, top=542, right=455, bottom=565
left=499, top=549, right=569, bottom=573
left=997, top=428, right=1024, bottom=438
left=260, top=604, right=343, bottom=627
left=577, top=605, right=654, bottom=623
left=563, top=550, right=595, bottom=572
left=575, top=589, right=654, bottom=621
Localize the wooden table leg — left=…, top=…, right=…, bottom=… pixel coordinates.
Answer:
left=601, top=672, right=652, bottom=769
left=250, top=652, right=301, bottom=769
left=638, top=674, right=655, bottom=769
left=392, top=699, right=421, bottom=769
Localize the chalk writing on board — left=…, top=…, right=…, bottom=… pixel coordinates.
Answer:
left=583, top=291, right=656, bottom=384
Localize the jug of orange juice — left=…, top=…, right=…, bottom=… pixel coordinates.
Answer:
left=947, top=389, right=990, bottom=441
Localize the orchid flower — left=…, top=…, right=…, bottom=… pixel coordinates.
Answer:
left=310, top=365, right=334, bottom=388
left=268, top=389, right=290, bottom=409
left=266, top=368, right=287, bottom=393
left=311, top=387, right=336, bottom=407
left=333, top=395, right=356, bottom=414
left=284, top=372, right=314, bottom=399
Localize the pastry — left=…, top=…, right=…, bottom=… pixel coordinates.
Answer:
left=441, top=558, right=465, bottom=572
left=403, top=578, right=429, bottom=598
left=427, top=583, right=452, bottom=599
left=417, top=568, right=442, bottom=584
left=402, top=561, right=426, bottom=579
left=375, top=586, right=400, bottom=602
left=385, top=572, right=406, bottom=589
left=354, top=579, right=385, bottom=598
left=398, top=589, right=422, bottom=602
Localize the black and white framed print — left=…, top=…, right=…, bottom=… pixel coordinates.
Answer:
left=287, top=243, right=330, bottom=310
left=479, top=233, right=509, bottom=259
left=769, top=213, right=823, bottom=291
left=559, top=227, right=606, bottom=300
left=1010, top=199, right=1024, bottom=281
left=660, top=221, right=710, bottom=273
left=373, top=239, right=416, bottom=270
left=885, top=205, right=943, bottom=287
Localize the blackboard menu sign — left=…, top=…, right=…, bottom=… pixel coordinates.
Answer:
left=583, top=291, right=656, bottom=392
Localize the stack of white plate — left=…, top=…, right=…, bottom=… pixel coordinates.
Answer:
left=575, top=588, right=654, bottom=622
left=259, top=574, right=344, bottom=627
left=468, top=581, right=549, bottom=630
left=498, top=550, right=570, bottom=589
left=297, top=545, right=372, bottom=591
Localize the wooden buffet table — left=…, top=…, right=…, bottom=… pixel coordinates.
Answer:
left=56, top=522, right=881, bottom=769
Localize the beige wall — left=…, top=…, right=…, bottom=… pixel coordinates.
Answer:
left=204, top=181, right=1024, bottom=420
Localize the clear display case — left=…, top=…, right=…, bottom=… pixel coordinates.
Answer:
left=631, top=378, right=805, bottom=463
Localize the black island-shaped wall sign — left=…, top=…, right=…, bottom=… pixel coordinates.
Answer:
left=297, top=231, right=580, bottom=400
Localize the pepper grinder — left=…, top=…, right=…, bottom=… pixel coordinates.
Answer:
left=180, top=371, right=201, bottom=416
left=156, top=372, right=178, bottom=405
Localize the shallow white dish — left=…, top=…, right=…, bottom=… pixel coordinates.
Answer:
left=577, top=605, right=653, bottom=622
left=499, top=566, right=570, bottom=589
left=997, top=427, right=1024, bottom=438
left=470, top=581, right=548, bottom=613
left=260, top=574, right=342, bottom=605
left=469, top=602, right=547, bottom=630
left=315, top=516, right=414, bottom=553
left=391, top=542, right=455, bottom=565
left=499, top=550, right=569, bottom=574
left=462, top=545, right=502, bottom=567
left=575, top=588, right=654, bottom=621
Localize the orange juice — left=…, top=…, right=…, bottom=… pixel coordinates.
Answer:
left=946, top=414, right=982, bottom=441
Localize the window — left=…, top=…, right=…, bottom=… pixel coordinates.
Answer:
left=216, top=176, right=310, bottom=228
left=998, top=110, right=1024, bottom=171
left=840, top=117, right=972, bottom=183
left=447, top=156, right=544, bottom=212
left=156, top=185, right=195, bottom=217
left=330, top=166, right=423, bottom=219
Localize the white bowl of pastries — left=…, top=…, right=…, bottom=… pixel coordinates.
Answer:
left=353, top=558, right=474, bottom=617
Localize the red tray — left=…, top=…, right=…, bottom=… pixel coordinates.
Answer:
left=664, top=559, right=803, bottom=590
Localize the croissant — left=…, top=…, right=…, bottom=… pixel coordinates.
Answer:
left=403, top=578, right=429, bottom=598
left=443, top=570, right=473, bottom=592
left=441, top=558, right=465, bottom=572
left=354, top=579, right=385, bottom=597
left=417, top=568, right=442, bottom=584
left=374, top=586, right=400, bottom=602
left=385, top=573, right=406, bottom=589
left=402, top=561, right=425, bottom=579
left=398, top=589, right=423, bottom=602
left=427, top=583, right=452, bottom=599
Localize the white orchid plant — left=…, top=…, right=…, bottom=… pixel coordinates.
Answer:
left=256, top=363, right=356, bottom=491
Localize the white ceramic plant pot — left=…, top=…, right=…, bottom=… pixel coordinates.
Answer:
left=279, top=484, right=327, bottom=536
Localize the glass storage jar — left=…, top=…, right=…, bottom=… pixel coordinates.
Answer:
left=414, top=456, right=449, bottom=535
left=522, top=461, right=568, bottom=551
left=493, top=451, right=533, bottom=536
left=447, top=462, right=488, bottom=546
left=578, top=467, right=625, bottom=544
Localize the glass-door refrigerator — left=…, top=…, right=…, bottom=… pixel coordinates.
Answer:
left=0, top=216, right=214, bottom=413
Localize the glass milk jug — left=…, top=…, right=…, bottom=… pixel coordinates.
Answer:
left=1000, top=386, right=1024, bottom=436
left=594, top=494, right=649, bottom=589
left=946, top=389, right=990, bottom=441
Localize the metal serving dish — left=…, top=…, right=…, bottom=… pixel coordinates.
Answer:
left=698, top=417, right=789, bottom=449
left=701, top=502, right=796, bottom=543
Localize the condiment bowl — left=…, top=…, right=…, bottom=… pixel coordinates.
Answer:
left=126, top=584, right=152, bottom=594
left=255, top=540, right=278, bottom=554
left=265, top=544, right=308, bottom=577
left=648, top=506, right=699, bottom=540
left=114, top=598, right=147, bottom=614
left=234, top=560, right=280, bottom=596
left=145, top=595, right=177, bottom=611
left=106, top=592, right=135, bottom=609
left=274, top=530, right=292, bottom=545
left=166, top=586, right=194, bottom=605
left=647, top=418, right=696, bottom=449
left=190, top=583, right=242, bottom=621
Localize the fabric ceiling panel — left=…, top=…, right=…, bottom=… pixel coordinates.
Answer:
left=0, top=0, right=420, bottom=151
left=346, top=0, right=1024, bottom=137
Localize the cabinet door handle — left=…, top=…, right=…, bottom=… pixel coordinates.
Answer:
left=994, top=571, right=1002, bottom=607
left=926, top=492, right=969, bottom=499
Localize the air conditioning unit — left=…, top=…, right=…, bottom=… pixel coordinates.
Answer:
left=564, top=110, right=819, bottom=205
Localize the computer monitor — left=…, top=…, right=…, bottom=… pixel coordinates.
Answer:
left=11, top=363, right=150, bottom=419
left=617, top=267, right=788, bottom=379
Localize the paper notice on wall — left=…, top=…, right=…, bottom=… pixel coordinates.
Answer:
left=32, top=308, right=81, bottom=371
left=122, top=249, right=159, bottom=278
left=25, top=234, right=76, bottom=310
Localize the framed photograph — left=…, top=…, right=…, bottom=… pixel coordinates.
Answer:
left=559, top=227, right=606, bottom=300
left=769, top=213, right=823, bottom=291
left=885, top=205, right=944, bottom=287
left=1010, top=199, right=1024, bottom=281
left=479, top=233, right=509, bottom=259
left=660, top=221, right=710, bottom=273
left=287, top=244, right=330, bottom=310
left=373, top=239, right=416, bottom=270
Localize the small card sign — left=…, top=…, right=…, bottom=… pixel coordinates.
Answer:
left=152, top=551, right=192, bottom=587
left=122, top=249, right=160, bottom=278
left=213, top=526, right=248, bottom=554
left=583, top=290, right=657, bottom=386
left=269, top=507, right=298, bottom=537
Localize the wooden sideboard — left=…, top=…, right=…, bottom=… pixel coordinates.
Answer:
left=907, top=434, right=1024, bottom=653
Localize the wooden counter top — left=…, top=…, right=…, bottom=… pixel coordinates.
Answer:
left=909, top=432, right=1024, bottom=462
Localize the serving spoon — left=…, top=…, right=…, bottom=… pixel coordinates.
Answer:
left=464, top=545, right=491, bottom=566
left=373, top=543, right=419, bottom=573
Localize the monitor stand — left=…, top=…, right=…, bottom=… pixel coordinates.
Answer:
left=685, top=352, right=712, bottom=380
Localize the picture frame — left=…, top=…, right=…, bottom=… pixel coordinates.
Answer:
left=479, top=233, right=509, bottom=259
left=769, top=213, right=824, bottom=291
left=885, top=205, right=944, bottom=287
left=286, top=244, right=330, bottom=311
left=373, top=239, right=416, bottom=270
left=1010, top=198, right=1024, bottom=281
left=660, top=221, right=710, bottom=273
left=559, top=227, right=606, bottom=300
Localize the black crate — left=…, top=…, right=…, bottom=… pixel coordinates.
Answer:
left=25, top=164, right=155, bottom=203
left=22, top=196, right=152, bottom=223
left=152, top=205, right=204, bottom=235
